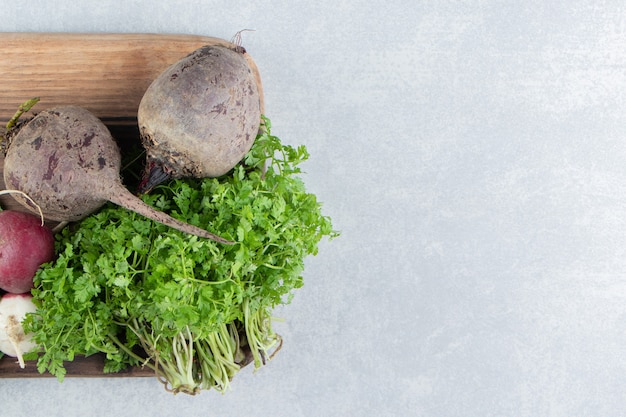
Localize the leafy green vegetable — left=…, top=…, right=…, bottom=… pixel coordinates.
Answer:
left=24, top=116, right=337, bottom=394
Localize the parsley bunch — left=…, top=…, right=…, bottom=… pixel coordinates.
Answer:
left=25, top=117, right=337, bottom=394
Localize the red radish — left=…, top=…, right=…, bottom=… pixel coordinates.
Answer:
left=0, top=293, right=38, bottom=368
left=0, top=210, right=55, bottom=293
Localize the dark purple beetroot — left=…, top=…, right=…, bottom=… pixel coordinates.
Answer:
left=137, top=45, right=261, bottom=192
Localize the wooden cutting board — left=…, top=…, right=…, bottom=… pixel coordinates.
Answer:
left=0, top=32, right=264, bottom=122
left=0, top=32, right=263, bottom=377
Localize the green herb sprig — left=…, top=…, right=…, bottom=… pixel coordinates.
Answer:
left=25, top=116, right=337, bottom=393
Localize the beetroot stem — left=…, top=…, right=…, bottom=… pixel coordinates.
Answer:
left=5, top=97, right=40, bottom=132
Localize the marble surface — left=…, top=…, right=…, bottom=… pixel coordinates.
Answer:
left=2, top=1, right=626, bottom=416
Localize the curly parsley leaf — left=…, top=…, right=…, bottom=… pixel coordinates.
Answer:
left=26, top=116, right=338, bottom=392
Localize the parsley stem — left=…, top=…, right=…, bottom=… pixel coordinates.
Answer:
left=27, top=115, right=336, bottom=392
left=107, top=332, right=157, bottom=372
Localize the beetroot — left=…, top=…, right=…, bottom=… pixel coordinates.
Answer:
left=137, top=45, right=261, bottom=192
left=0, top=210, right=55, bottom=294
left=3, top=106, right=232, bottom=244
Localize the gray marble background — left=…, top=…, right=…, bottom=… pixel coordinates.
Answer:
left=2, top=1, right=626, bottom=416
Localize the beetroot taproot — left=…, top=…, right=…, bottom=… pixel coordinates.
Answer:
left=137, top=44, right=261, bottom=192
left=3, top=106, right=232, bottom=244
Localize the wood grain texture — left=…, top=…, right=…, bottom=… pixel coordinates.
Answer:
left=0, top=354, right=155, bottom=378
left=0, top=32, right=264, bottom=122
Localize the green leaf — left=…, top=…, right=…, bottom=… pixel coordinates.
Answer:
left=28, top=115, right=338, bottom=390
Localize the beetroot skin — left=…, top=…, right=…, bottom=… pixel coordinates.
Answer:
left=0, top=211, right=55, bottom=293
left=4, top=106, right=232, bottom=244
